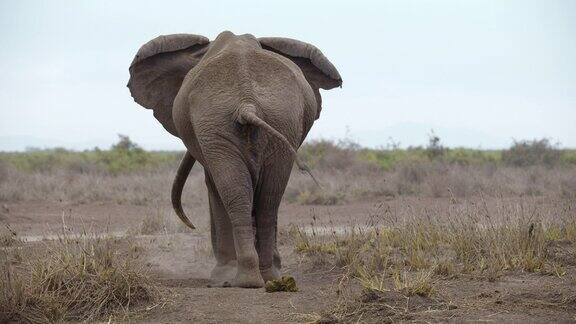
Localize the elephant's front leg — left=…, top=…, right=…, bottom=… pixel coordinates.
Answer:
left=205, top=172, right=237, bottom=287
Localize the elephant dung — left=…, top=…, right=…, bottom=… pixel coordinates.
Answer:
left=265, top=276, right=298, bottom=293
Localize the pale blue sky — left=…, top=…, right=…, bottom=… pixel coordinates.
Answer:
left=0, top=0, right=575, bottom=150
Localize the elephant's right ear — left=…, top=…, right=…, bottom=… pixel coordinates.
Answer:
left=128, top=34, right=210, bottom=137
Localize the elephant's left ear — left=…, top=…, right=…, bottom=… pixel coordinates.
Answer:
left=258, top=37, right=342, bottom=90
left=128, top=34, right=210, bottom=137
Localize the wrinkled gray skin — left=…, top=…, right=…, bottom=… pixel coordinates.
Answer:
left=128, top=31, right=341, bottom=288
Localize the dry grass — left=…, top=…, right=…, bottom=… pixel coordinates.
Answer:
left=0, top=230, right=157, bottom=323
left=286, top=162, right=576, bottom=205
left=136, top=207, right=193, bottom=235
left=293, top=199, right=573, bottom=276
left=291, top=197, right=576, bottom=322
left=0, top=225, right=20, bottom=247
left=2, top=138, right=574, bottom=206
left=392, top=270, right=435, bottom=297
left=561, top=174, right=576, bottom=199
left=0, top=163, right=207, bottom=205
left=4, top=160, right=571, bottom=207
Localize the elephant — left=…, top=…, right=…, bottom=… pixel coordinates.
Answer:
left=127, top=31, right=342, bottom=288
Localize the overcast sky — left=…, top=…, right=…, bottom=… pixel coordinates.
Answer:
left=1, top=0, right=575, bottom=150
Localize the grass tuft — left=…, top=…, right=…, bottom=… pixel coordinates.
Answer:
left=392, top=270, right=434, bottom=297
left=0, top=231, right=156, bottom=323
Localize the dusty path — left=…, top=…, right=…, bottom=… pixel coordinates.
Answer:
left=1, top=199, right=384, bottom=235
left=130, top=230, right=576, bottom=323
left=2, top=195, right=563, bottom=236
left=144, top=264, right=340, bottom=323
left=1, top=200, right=365, bottom=322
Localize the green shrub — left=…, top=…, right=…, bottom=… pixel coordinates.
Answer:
left=0, top=135, right=181, bottom=175
left=561, top=149, right=576, bottom=165
left=444, top=148, right=500, bottom=165
left=299, top=139, right=363, bottom=171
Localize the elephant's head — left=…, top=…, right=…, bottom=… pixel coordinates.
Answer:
left=127, top=32, right=342, bottom=137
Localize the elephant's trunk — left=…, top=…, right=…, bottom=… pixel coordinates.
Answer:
left=237, top=104, right=321, bottom=187
left=171, top=151, right=196, bottom=229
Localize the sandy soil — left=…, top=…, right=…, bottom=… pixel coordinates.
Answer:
left=2, top=198, right=575, bottom=323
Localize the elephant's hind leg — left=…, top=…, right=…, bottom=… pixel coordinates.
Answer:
left=254, top=159, right=293, bottom=282
left=204, top=152, right=264, bottom=288
left=205, top=171, right=237, bottom=287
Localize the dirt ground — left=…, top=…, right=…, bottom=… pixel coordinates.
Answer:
left=2, top=198, right=575, bottom=323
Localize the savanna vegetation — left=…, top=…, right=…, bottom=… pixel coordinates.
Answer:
left=1, top=134, right=575, bottom=322
left=1, top=134, right=575, bottom=204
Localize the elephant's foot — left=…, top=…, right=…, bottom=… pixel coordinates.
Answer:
left=260, top=266, right=281, bottom=282
left=208, top=260, right=237, bottom=287
left=232, top=269, right=265, bottom=288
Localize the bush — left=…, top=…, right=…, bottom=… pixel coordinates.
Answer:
left=0, top=135, right=181, bottom=175
left=502, top=139, right=561, bottom=167
left=561, top=150, right=576, bottom=165
left=425, top=130, right=445, bottom=160
left=299, top=139, right=366, bottom=171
